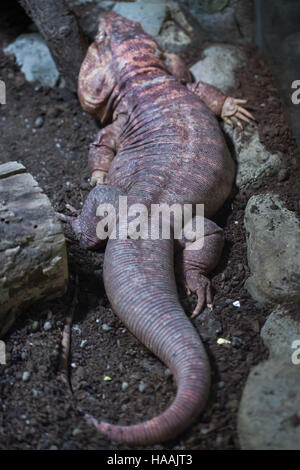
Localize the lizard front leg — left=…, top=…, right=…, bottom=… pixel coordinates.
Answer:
left=186, top=81, right=255, bottom=127
left=162, top=51, right=193, bottom=84
left=175, top=217, right=224, bottom=318
left=89, top=114, right=126, bottom=187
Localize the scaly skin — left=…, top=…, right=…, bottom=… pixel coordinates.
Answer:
left=58, top=12, right=255, bottom=445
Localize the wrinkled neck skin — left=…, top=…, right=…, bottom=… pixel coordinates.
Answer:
left=104, top=37, right=171, bottom=120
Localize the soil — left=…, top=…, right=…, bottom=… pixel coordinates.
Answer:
left=0, top=3, right=299, bottom=451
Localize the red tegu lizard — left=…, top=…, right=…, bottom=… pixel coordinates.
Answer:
left=58, top=12, right=254, bottom=445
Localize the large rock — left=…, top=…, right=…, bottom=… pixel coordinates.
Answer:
left=187, top=0, right=254, bottom=45
left=0, top=162, right=68, bottom=338
left=66, top=0, right=112, bottom=39
left=238, top=359, right=300, bottom=450
left=222, top=126, right=285, bottom=187
left=3, top=33, right=60, bottom=87
left=114, top=0, right=166, bottom=38
left=113, top=0, right=198, bottom=53
left=244, top=193, right=300, bottom=304
left=190, top=44, right=247, bottom=94
left=261, top=304, right=300, bottom=360
left=68, top=0, right=254, bottom=47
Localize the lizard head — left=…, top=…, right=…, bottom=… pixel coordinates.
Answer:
left=78, top=12, right=167, bottom=122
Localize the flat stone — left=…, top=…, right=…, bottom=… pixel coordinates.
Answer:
left=261, top=304, right=300, bottom=360
left=190, top=44, right=247, bottom=94
left=4, top=33, right=59, bottom=87
left=238, top=359, right=300, bottom=449
left=244, top=193, right=300, bottom=304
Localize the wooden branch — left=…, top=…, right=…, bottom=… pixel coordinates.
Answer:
left=18, top=0, right=88, bottom=91
left=0, top=162, right=68, bottom=338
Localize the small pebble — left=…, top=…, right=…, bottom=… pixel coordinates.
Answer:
left=215, top=435, right=225, bottom=447
left=165, top=368, right=172, bottom=377
left=34, top=116, right=44, bottom=128
left=200, top=428, right=211, bottom=435
left=121, top=381, right=129, bottom=391
left=72, top=428, right=81, bottom=437
left=80, top=339, right=87, bottom=348
left=32, top=389, right=39, bottom=397
left=49, top=445, right=58, bottom=451
left=138, top=382, right=147, bottom=393
left=43, top=321, right=52, bottom=331
left=72, top=325, right=82, bottom=334
left=102, top=323, right=112, bottom=332
left=22, top=371, right=31, bottom=382
left=231, top=336, right=244, bottom=348
left=31, top=321, right=39, bottom=331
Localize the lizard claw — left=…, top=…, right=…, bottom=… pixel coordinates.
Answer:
left=65, top=203, right=80, bottom=215
left=89, top=170, right=109, bottom=187
left=184, top=271, right=213, bottom=319
left=221, top=97, right=256, bottom=129
left=56, top=211, right=82, bottom=240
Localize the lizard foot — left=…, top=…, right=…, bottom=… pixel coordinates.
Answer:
left=221, top=97, right=255, bottom=128
left=56, top=210, right=82, bottom=240
left=90, top=170, right=109, bottom=187
left=184, top=270, right=213, bottom=319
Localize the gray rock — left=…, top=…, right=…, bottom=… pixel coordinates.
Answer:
left=190, top=44, right=247, bottom=94
left=238, top=359, right=300, bottom=449
left=261, top=305, right=300, bottom=360
left=222, top=127, right=285, bottom=188
left=188, top=0, right=254, bottom=45
left=114, top=0, right=166, bottom=38
left=66, top=0, right=108, bottom=39
left=113, top=0, right=195, bottom=53
left=4, top=34, right=59, bottom=87
left=190, top=0, right=229, bottom=14
left=244, top=193, right=300, bottom=304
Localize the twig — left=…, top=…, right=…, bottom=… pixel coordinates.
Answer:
left=59, top=272, right=79, bottom=391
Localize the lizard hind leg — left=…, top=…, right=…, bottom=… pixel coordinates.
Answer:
left=57, top=185, right=123, bottom=251
left=175, top=217, right=224, bottom=318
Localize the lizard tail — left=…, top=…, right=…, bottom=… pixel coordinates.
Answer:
left=85, top=236, right=210, bottom=445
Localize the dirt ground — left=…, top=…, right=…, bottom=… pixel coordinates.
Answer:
left=0, top=4, right=299, bottom=451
